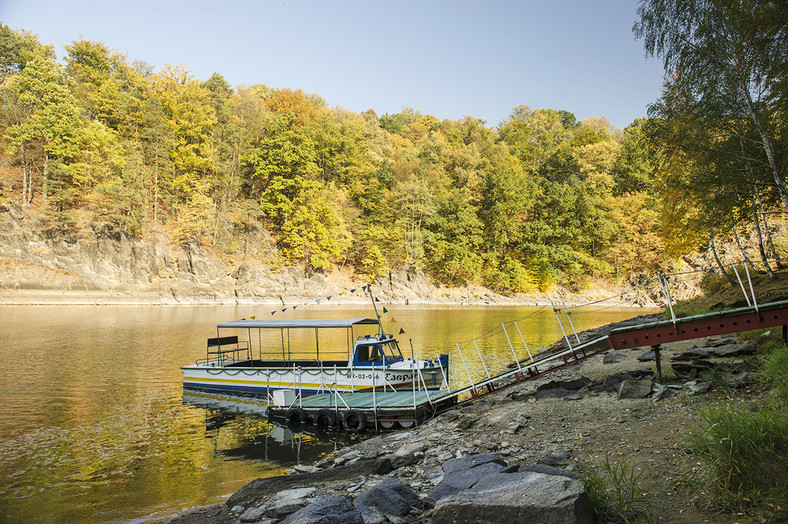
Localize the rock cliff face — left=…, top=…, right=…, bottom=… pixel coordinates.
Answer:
left=0, top=204, right=673, bottom=306
left=0, top=204, right=477, bottom=305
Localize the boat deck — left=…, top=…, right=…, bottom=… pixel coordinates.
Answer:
left=267, top=389, right=458, bottom=430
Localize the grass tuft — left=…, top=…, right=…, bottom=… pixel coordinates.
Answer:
left=578, top=453, right=653, bottom=523
left=683, top=344, right=788, bottom=521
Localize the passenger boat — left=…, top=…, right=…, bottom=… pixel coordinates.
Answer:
left=181, top=314, right=450, bottom=405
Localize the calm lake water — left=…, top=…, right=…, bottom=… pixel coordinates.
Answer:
left=0, top=303, right=652, bottom=523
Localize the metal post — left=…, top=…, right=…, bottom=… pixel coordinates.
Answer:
left=472, top=339, right=491, bottom=379
left=730, top=264, right=752, bottom=307
left=652, top=344, right=663, bottom=383
left=550, top=298, right=575, bottom=356
left=743, top=261, right=759, bottom=311
left=456, top=343, right=475, bottom=388
left=436, top=353, right=449, bottom=390
left=658, top=275, right=677, bottom=325
left=501, top=323, right=522, bottom=372
left=562, top=301, right=581, bottom=344
left=367, top=284, right=385, bottom=336
left=513, top=322, right=533, bottom=362
left=298, top=367, right=303, bottom=408
left=372, top=362, right=378, bottom=412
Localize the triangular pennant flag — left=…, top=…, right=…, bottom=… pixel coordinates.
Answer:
left=326, top=296, right=332, bottom=301
left=399, top=328, right=405, bottom=334
left=271, top=311, right=276, bottom=315
left=391, top=317, right=397, bottom=323
left=281, top=308, right=287, bottom=313
left=292, top=306, right=297, bottom=310
left=250, top=316, right=256, bottom=320
left=315, top=299, right=321, bottom=305
left=362, top=285, right=368, bottom=291
left=375, top=297, right=380, bottom=302
left=382, top=307, right=388, bottom=314
left=350, top=288, right=356, bottom=294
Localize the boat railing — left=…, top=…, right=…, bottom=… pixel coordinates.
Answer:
left=198, top=336, right=250, bottom=365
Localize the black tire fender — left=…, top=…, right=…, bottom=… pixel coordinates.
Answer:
left=314, top=408, right=337, bottom=429
left=342, top=409, right=366, bottom=431
left=286, top=407, right=308, bottom=426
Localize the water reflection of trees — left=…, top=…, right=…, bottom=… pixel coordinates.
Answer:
left=183, top=393, right=351, bottom=465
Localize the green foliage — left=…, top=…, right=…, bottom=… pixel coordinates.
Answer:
left=0, top=23, right=682, bottom=290
left=578, top=453, right=654, bottom=523
left=685, top=397, right=788, bottom=518
left=762, top=344, right=788, bottom=403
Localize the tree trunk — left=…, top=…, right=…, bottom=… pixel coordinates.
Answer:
left=21, top=143, right=29, bottom=207
left=754, top=182, right=784, bottom=269
left=750, top=187, right=776, bottom=279
left=42, top=150, right=48, bottom=205
left=743, top=85, right=788, bottom=209
left=710, top=227, right=735, bottom=286
left=731, top=219, right=753, bottom=269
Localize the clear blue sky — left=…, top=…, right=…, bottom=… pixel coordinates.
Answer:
left=0, top=0, right=665, bottom=129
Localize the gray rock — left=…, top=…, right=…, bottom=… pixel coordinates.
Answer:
left=617, top=379, right=653, bottom=399
left=637, top=350, right=655, bottom=361
left=534, top=387, right=583, bottom=400
left=431, top=462, right=508, bottom=501
left=602, top=372, right=635, bottom=392
left=538, top=449, right=572, bottom=467
left=651, top=383, right=674, bottom=401
left=714, top=342, right=757, bottom=358
left=354, top=478, right=423, bottom=524
left=726, top=372, right=753, bottom=388
left=672, top=348, right=712, bottom=361
left=432, top=471, right=592, bottom=524
left=442, top=453, right=506, bottom=475
left=603, top=352, right=626, bottom=364
left=239, top=504, right=267, bottom=522
left=519, top=463, right=578, bottom=480
left=559, top=377, right=591, bottom=390
left=514, top=412, right=531, bottom=426
left=227, top=457, right=392, bottom=507
left=280, top=496, right=363, bottom=524
left=688, top=382, right=711, bottom=395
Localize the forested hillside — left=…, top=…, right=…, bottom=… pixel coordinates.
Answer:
left=1, top=1, right=785, bottom=295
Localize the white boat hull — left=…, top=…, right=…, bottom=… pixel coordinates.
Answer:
left=182, top=362, right=447, bottom=397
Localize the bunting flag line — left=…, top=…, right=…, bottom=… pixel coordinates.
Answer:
left=259, top=283, right=387, bottom=319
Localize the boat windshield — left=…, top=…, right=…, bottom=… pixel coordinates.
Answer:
left=381, top=339, right=404, bottom=360
left=354, top=338, right=404, bottom=365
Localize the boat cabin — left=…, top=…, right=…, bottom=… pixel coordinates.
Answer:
left=199, top=317, right=404, bottom=368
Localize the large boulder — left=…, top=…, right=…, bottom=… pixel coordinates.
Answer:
left=279, top=496, right=363, bottom=524
left=354, top=478, right=423, bottom=523
left=432, top=470, right=591, bottom=524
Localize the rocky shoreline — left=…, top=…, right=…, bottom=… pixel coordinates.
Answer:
left=157, top=333, right=764, bottom=524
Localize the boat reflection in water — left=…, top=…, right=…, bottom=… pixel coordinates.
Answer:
left=182, top=392, right=354, bottom=466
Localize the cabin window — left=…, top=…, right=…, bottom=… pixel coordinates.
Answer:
left=380, top=340, right=404, bottom=361
left=356, top=344, right=383, bottom=363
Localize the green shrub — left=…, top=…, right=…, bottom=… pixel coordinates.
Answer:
left=685, top=399, right=788, bottom=518
left=762, top=344, right=788, bottom=402
left=578, top=453, right=653, bottom=523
